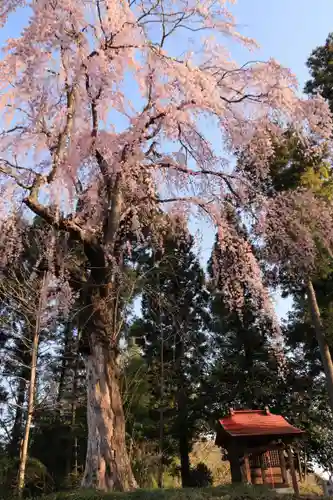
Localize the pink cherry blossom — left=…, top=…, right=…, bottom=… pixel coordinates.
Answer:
left=0, top=0, right=331, bottom=331
left=256, top=189, right=333, bottom=285
left=1, top=0, right=332, bottom=490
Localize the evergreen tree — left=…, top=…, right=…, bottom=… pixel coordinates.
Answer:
left=207, top=206, right=280, bottom=415
left=29, top=318, right=87, bottom=492
left=246, top=128, right=333, bottom=471
left=119, top=342, right=159, bottom=488
left=131, top=220, right=210, bottom=487
left=305, top=33, right=333, bottom=113
left=281, top=313, right=333, bottom=475
left=0, top=217, right=58, bottom=495
left=0, top=215, right=90, bottom=495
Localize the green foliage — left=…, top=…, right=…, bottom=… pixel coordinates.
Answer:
left=29, top=408, right=87, bottom=491
left=20, top=485, right=294, bottom=500
left=0, top=454, right=53, bottom=498
left=280, top=299, right=333, bottom=473
left=235, top=124, right=333, bottom=472
left=127, top=222, right=210, bottom=482
left=129, top=445, right=161, bottom=489
left=305, top=32, right=333, bottom=113
left=121, top=344, right=155, bottom=447
left=258, top=126, right=333, bottom=472
left=269, top=132, right=333, bottom=200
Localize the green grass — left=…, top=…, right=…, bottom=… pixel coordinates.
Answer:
left=1, top=483, right=327, bottom=500
left=22, top=484, right=304, bottom=500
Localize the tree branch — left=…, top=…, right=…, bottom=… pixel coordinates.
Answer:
left=23, top=175, right=87, bottom=242
left=0, top=159, right=31, bottom=190
left=47, top=47, right=76, bottom=184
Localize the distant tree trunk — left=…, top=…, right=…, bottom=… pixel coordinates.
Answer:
left=158, top=310, right=164, bottom=490
left=178, top=399, right=191, bottom=488
left=8, top=338, right=31, bottom=458
left=307, top=279, right=333, bottom=412
left=81, top=339, right=137, bottom=491
left=296, top=451, right=302, bottom=482
left=17, top=272, right=46, bottom=497
left=63, top=332, right=80, bottom=479
left=175, top=332, right=191, bottom=488
left=8, top=376, right=26, bottom=458
left=70, top=334, right=80, bottom=477
left=57, top=321, right=73, bottom=404
left=243, top=342, right=255, bottom=408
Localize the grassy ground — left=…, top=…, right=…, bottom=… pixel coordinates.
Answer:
left=25, top=484, right=326, bottom=500
left=0, top=442, right=325, bottom=499
left=299, top=481, right=324, bottom=497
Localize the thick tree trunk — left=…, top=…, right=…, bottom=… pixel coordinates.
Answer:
left=81, top=340, right=137, bottom=491
left=79, top=205, right=137, bottom=491
left=307, top=279, right=333, bottom=412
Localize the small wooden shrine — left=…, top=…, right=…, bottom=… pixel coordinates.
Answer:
left=215, top=408, right=304, bottom=495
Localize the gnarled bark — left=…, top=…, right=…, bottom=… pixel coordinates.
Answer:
left=77, top=235, right=137, bottom=491
left=22, top=150, right=137, bottom=491
left=81, top=340, right=137, bottom=491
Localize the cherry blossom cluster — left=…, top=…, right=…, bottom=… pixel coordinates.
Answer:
left=0, top=0, right=332, bottom=327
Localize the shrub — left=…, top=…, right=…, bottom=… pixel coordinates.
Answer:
left=189, top=463, right=213, bottom=488
left=0, top=454, right=53, bottom=498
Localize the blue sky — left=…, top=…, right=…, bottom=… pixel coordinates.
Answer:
left=2, top=0, right=333, bottom=319
left=3, top=0, right=333, bottom=84
left=229, top=0, right=333, bottom=90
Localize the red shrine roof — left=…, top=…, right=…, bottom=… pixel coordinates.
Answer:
left=218, top=409, right=303, bottom=438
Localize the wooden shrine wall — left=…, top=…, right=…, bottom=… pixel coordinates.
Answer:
left=248, top=450, right=284, bottom=486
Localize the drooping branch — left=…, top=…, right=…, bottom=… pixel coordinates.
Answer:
left=23, top=175, right=87, bottom=242
left=155, top=159, right=244, bottom=202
